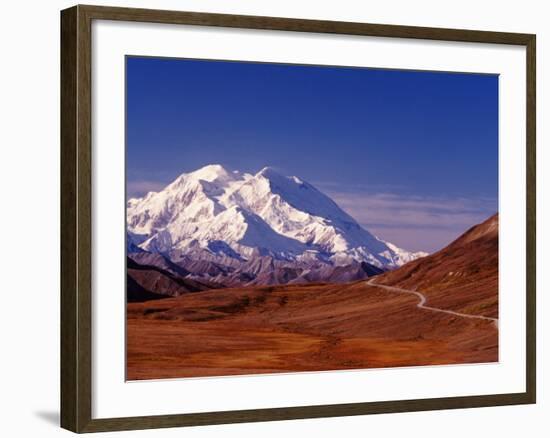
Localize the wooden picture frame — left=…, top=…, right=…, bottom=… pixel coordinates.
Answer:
left=61, top=4, right=536, bottom=433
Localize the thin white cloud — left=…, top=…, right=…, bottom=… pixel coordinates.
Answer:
left=323, top=189, right=497, bottom=253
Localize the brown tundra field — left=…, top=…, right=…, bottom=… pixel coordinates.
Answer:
left=126, top=215, right=498, bottom=380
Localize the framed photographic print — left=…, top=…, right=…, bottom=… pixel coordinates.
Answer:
left=60, top=5, right=536, bottom=433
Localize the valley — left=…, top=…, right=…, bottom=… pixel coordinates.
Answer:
left=127, top=213, right=499, bottom=380
left=127, top=279, right=497, bottom=380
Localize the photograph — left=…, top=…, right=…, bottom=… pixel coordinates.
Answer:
left=0, top=0, right=541, bottom=435
left=125, top=56, right=499, bottom=381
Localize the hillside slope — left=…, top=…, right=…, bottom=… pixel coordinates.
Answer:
left=374, top=214, right=498, bottom=318
left=127, top=257, right=220, bottom=302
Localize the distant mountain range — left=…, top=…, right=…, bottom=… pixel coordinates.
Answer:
left=126, top=164, right=428, bottom=297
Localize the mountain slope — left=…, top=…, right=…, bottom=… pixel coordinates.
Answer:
left=127, top=164, right=426, bottom=269
left=374, top=214, right=498, bottom=318
left=127, top=257, right=221, bottom=301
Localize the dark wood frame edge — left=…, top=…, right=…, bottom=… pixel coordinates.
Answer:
left=60, top=4, right=536, bottom=433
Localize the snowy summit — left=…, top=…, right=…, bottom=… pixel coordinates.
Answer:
left=127, top=164, right=427, bottom=269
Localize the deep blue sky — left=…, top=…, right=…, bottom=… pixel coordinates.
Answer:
left=126, top=56, right=498, bottom=252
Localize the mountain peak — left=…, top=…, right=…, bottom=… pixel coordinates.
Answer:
left=454, top=213, right=498, bottom=246
left=255, top=166, right=281, bottom=179
left=168, top=164, right=235, bottom=189
left=255, top=167, right=308, bottom=189
left=190, top=164, right=231, bottom=182
left=128, top=164, right=425, bottom=269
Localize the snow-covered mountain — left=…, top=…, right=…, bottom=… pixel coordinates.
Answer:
left=127, top=164, right=427, bottom=270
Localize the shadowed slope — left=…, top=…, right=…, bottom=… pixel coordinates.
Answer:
left=127, top=257, right=221, bottom=302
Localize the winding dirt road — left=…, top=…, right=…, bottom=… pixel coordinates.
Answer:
left=365, top=278, right=499, bottom=329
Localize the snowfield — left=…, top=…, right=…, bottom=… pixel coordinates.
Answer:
left=127, top=164, right=427, bottom=269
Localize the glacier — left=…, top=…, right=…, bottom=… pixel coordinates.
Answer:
left=127, top=164, right=427, bottom=270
